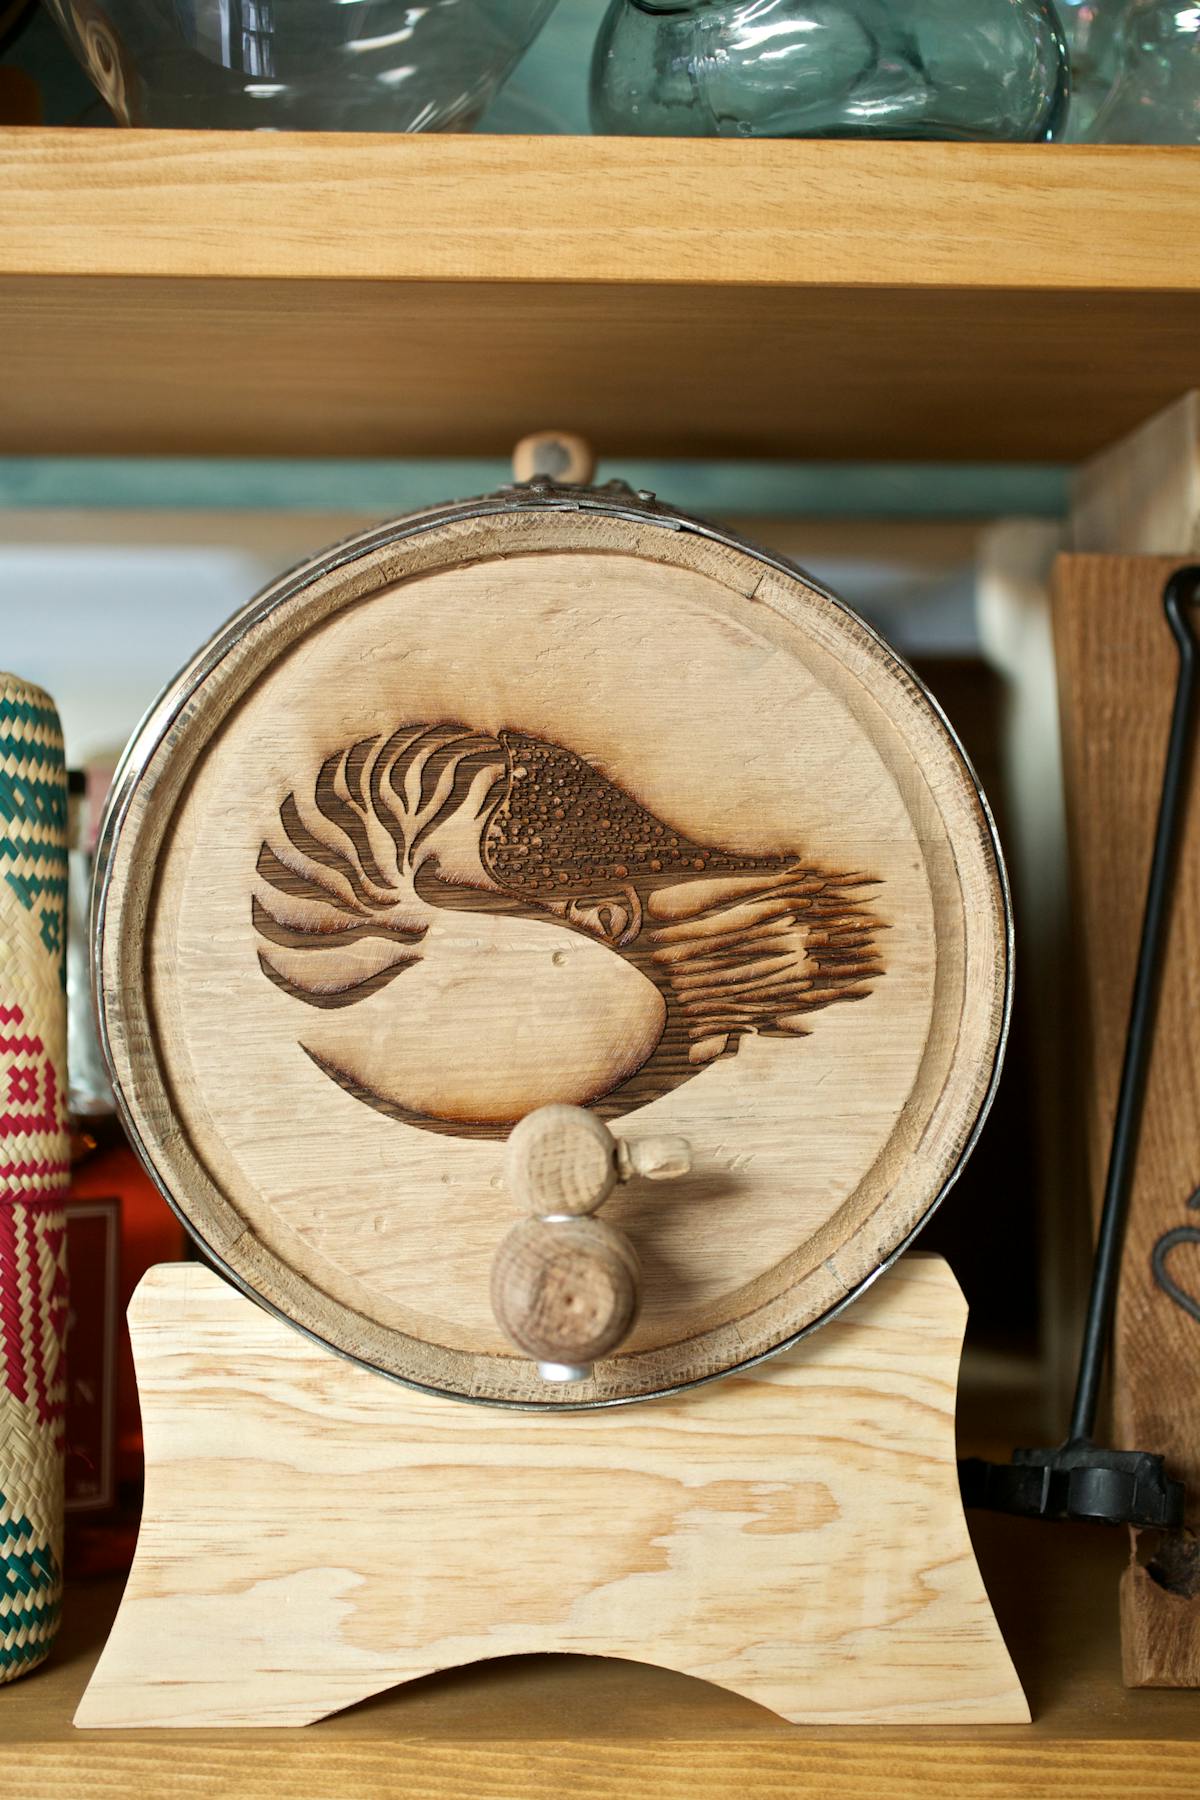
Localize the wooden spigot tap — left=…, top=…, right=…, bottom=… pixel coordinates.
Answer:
left=491, top=1104, right=692, bottom=1383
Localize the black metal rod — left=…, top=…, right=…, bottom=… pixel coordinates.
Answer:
left=1067, top=566, right=1200, bottom=1444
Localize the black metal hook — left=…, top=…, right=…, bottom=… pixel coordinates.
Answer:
left=960, top=564, right=1200, bottom=1528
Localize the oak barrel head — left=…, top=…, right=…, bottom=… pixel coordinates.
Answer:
left=95, top=489, right=1010, bottom=1406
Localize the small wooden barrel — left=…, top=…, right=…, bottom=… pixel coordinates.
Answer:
left=95, top=484, right=1010, bottom=1407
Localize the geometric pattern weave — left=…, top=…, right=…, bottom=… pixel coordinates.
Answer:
left=0, top=673, right=69, bottom=1682
left=0, top=1477, right=62, bottom=1678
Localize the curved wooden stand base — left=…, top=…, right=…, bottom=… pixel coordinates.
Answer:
left=75, top=1255, right=1027, bottom=1730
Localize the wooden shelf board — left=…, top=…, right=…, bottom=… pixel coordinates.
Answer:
left=1, top=132, right=1199, bottom=460
left=5, top=1514, right=1199, bottom=1797
left=6, top=134, right=1200, bottom=291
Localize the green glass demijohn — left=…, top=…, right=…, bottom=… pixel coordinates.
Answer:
left=1055, top=0, right=1123, bottom=138
left=1087, top=0, right=1200, bottom=143
left=42, top=0, right=559, bottom=130
left=590, top=0, right=1070, bottom=140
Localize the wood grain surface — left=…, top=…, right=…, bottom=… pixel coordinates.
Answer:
left=2, top=135, right=1199, bottom=459
left=491, top=1214, right=641, bottom=1368
left=74, top=1254, right=1025, bottom=1730
left=1072, top=394, right=1200, bottom=556
left=4, top=278, right=1197, bottom=465
left=95, top=498, right=1008, bottom=1405
left=4, top=135, right=1199, bottom=290
left=1052, top=555, right=1200, bottom=1687
left=9, top=1515, right=1200, bottom=1798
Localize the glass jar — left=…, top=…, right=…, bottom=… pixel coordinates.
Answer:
left=1087, top=0, right=1200, bottom=142
left=591, top=0, right=1069, bottom=141
left=1055, top=0, right=1122, bottom=138
left=44, top=0, right=559, bottom=130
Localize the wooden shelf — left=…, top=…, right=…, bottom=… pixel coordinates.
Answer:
left=2, top=131, right=1199, bottom=461
left=7, top=1514, right=1200, bottom=1797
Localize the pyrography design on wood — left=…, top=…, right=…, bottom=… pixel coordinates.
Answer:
left=92, top=508, right=1008, bottom=1405
left=252, top=723, right=885, bottom=1138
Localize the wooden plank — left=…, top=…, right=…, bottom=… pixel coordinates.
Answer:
left=1052, top=554, right=1200, bottom=1687
left=1072, top=394, right=1200, bottom=554
left=3, top=273, right=1199, bottom=462
left=3, top=135, right=1200, bottom=291
left=1, top=136, right=1199, bottom=459
left=6, top=1514, right=1200, bottom=1797
left=74, top=1257, right=1024, bottom=1728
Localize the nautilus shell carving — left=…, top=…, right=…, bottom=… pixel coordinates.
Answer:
left=253, top=724, right=885, bottom=1136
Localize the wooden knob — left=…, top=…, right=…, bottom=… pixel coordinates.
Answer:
left=491, top=1216, right=639, bottom=1379
left=512, top=431, right=596, bottom=488
left=494, top=1104, right=692, bottom=1380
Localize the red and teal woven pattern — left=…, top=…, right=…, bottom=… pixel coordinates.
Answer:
left=0, top=674, right=68, bottom=1682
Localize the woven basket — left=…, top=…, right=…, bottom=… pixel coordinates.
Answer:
left=0, top=674, right=69, bottom=1683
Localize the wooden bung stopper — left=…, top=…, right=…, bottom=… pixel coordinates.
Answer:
left=504, top=1105, right=617, bottom=1218
left=511, top=430, right=596, bottom=487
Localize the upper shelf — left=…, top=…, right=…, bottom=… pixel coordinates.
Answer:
left=2, top=130, right=1200, bottom=461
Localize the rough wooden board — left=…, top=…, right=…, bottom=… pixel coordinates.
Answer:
left=1071, top=394, right=1200, bottom=555
left=96, top=502, right=1008, bottom=1406
left=1052, top=554, right=1200, bottom=1687
left=2, top=136, right=1200, bottom=461
left=73, top=1254, right=1025, bottom=1730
